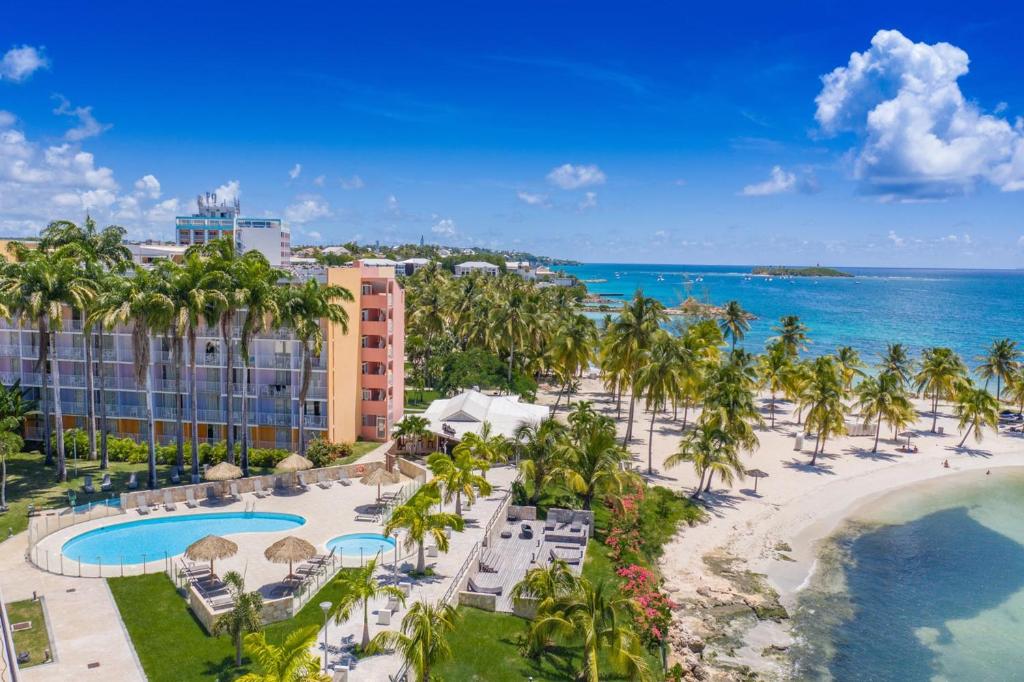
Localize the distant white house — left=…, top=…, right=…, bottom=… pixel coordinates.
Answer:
left=454, top=261, right=500, bottom=277
left=322, top=245, right=351, bottom=256
left=356, top=257, right=399, bottom=268
left=400, top=257, right=431, bottom=275
left=505, top=261, right=531, bottom=276
left=419, top=389, right=548, bottom=443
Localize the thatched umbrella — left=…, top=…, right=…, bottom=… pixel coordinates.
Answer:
left=264, top=536, right=317, bottom=577
left=746, top=468, right=768, bottom=494
left=185, top=535, right=238, bottom=574
left=276, top=454, right=313, bottom=472
left=899, top=431, right=917, bottom=449
left=205, top=461, right=243, bottom=496
left=360, top=467, right=400, bottom=501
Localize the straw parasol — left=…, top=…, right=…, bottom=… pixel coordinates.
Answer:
left=276, top=453, right=314, bottom=472
left=205, top=462, right=243, bottom=480
left=185, top=535, right=238, bottom=574
left=360, top=467, right=400, bottom=501
left=899, top=430, right=917, bottom=449
left=746, top=468, right=768, bottom=494
left=264, top=536, right=317, bottom=577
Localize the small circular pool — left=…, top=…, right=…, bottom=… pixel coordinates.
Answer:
left=327, top=532, right=396, bottom=559
left=62, top=512, right=306, bottom=565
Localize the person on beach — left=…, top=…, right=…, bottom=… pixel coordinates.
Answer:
left=943, top=460, right=950, bottom=468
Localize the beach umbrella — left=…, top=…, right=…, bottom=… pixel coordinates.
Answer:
left=276, top=453, right=314, bottom=472
left=360, top=467, right=400, bottom=501
left=205, top=462, right=243, bottom=480
left=899, top=431, right=917, bottom=448
left=264, top=536, right=317, bottom=578
left=746, top=468, right=768, bottom=493
left=185, top=534, right=238, bottom=574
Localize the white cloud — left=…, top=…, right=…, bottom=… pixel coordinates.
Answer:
left=816, top=29, right=1024, bottom=199
left=386, top=194, right=400, bottom=213
left=0, top=111, right=15, bottom=128
left=313, top=175, right=325, bottom=187
left=145, top=198, right=180, bottom=222
left=431, top=218, right=456, bottom=236
left=288, top=163, right=302, bottom=180
left=52, top=96, right=111, bottom=141
left=887, top=230, right=905, bottom=247
left=673, top=179, right=687, bottom=187
left=306, top=230, right=322, bottom=241
left=741, top=166, right=796, bottom=196
left=284, top=196, right=331, bottom=223
left=0, top=46, right=48, bottom=82
left=213, top=180, right=240, bottom=203
left=546, top=163, right=606, bottom=189
left=133, top=174, right=161, bottom=199
left=578, top=191, right=598, bottom=210
left=340, top=175, right=364, bottom=190
left=517, top=190, right=549, bottom=206
left=995, top=101, right=1009, bottom=114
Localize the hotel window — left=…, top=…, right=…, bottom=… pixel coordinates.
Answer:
left=361, top=389, right=371, bottom=401
left=361, top=284, right=372, bottom=295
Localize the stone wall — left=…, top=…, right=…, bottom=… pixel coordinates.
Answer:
left=512, top=596, right=539, bottom=620
left=507, top=505, right=537, bottom=521
left=458, top=591, right=496, bottom=611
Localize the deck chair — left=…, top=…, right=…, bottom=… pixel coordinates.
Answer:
left=337, top=469, right=352, bottom=486
left=252, top=479, right=269, bottom=498
left=136, top=492, right=150, bottom=515
left=100, top=473, right=113, bottom=492
left=163, top=490, right=177, bottom=512
left=317, top=470, right=333, bottom=489
left=229, top=482, right=241, bottom=502
left=296, top=472, right=310, bottom=490
left=127, top=472, right=139, bottom=490
left=170, top=466, right=181, bottom=484
left=376, top=609, right=391, bottom=626
left=206, top=485, right=220, bottom=504
left=184, top=488, right=198, bottom=508
left=81, top=475, right=95, bottom=494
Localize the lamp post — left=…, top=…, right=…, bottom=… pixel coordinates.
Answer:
left=319, top=601, right=332, bottom=673
left=393, top=531, right=400, bottom=584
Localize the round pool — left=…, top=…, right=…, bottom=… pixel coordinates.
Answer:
left=327, top=533, right=396, bottom=559
left=62, top=512, right=306, bottom=565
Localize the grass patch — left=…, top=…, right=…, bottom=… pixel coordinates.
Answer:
left=405, top=388, right=440, bottom=410
left=5, top=598, right=50, bottom=667
left=346, top=441, right=382, bottom=462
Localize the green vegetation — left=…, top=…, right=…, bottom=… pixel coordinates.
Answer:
left=5, top=598, right=50, bottom=667
left=751, top=265, right=852, bottom=277
left=404, top=388, right=440, bottom=410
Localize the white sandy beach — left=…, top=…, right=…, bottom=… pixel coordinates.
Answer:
left=538, top=377, right=1024, bottom=676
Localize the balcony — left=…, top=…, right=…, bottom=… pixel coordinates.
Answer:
left=362, top=293, right=388, bottom=309
left=361, top=400, right=388, bottom=417
left=361, top=346, right=387, bottom=363
left=362, top=320, right=387, bottom=337
left=257, top=413, right=293, bottom=427
left=362, top=373, right=387, bottom=390
left=303, top=415, right=326, bottom=428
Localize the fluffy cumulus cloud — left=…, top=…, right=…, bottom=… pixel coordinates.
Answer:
left=816, top=29, right=1024, bottom=199
left=546, top=163, right=606, bottom=189
left=431, top=218, right=456, bottom=236
left=340, top=175, right=364, bottom=190
left=741, top=166, right=796, bottom=196
left=133, top=174, right=161, bottom=199
left=578, top=191, right=598, bottom=210
left=284, top=196, right=331, bottom=223
left=52, top=96, right=111, bottom=141
left=517, top=190, right=549, bottom=206
left=0, top=45, right=48, bottom=82
left=213, top=179, right=241, bottom=203
left=0, top=111, right=15, bottom=128
left=288, top=163, right=302, bottom=180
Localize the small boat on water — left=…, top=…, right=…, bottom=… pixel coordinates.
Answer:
left=657, top=274, right=665, bottom=282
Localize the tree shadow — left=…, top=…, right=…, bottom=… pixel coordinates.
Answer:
left=849, top=447, right=901, bottom=462
left=697, top=489, right=744, bottom=516
left=782, top=458, right=836, bottom=476
left=945, top=445, right=993, bottom=458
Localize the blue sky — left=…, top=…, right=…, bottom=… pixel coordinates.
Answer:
left=3, top=1, right=1024, bottom=267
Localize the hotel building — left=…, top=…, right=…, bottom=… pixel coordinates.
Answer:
left=175, top=192, right=291, bottom=267
left=0, top=236, right=404, bottom=449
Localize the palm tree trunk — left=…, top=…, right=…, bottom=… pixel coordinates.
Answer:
left=682, top=400, right=690, bottom=430
left=189, top=328, right=201, bottom=484
left=623, top=393, right=637, bottom=444
left=173, top=335, right=185, bottom=473
left=39, top=321, right=52, bottom=466
left=931, top=394, right=939, bottom=432
left=222, top=315, right=235, bottom=463
left=298, top=344, right=312, bottom=455
left=456, top=489, right=462, bottom=517
left=1, top=455, right=6, bottom=510
left=873, top=418, right=881, bottom=452
left=96, top=327, right=109, bottom=469
left=144, top=354, right=158, bottom=490
left=240, top=360, right=250, bottom=476
left=615, top=384, right=622, bottom=418
left=647, top=406, right=657, bottom=474
left=704, top=470, right=714, bottom=493
left=959, top=424, right=974, bottom=448
left=84, top=328, right=97, bottom=460
left=417, top=541, right=426, bottom=573
left=810, top=432, right=821, bottom=466
left=770, top=391, right=776, bottom=429
left=507, top=337, right=515, bottom=387
left=51, top=331, right=67, bottom=483
left=234, top=634, right=242, bottom=667
left=362, top=601, right=371, bottom=649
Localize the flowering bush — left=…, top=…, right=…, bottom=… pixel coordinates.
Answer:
left=617, top=563, right=675, bottom=647
left=604, top=491, right=643, bottom=564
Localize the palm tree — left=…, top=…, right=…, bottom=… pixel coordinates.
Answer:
left=384, top=485, right=464, bottom=573
left=211, top=571, right=264, bottom=667
left=701, top=362, right=762, bottom=455
left=235, top=252, right=287, bottom=475
left=237, top=625, right=327, bottom=682
left=854, top=373, right=914, bottom=452
left=665, top=422, right=740, bottom=498
left=835, top=346, right=865, bottom=391
left=954, top=383, right=1000, bottom=448
left=802, top=357, right=847, bottom=465
left=426, top=450, right=492, bottom=516
left=0, top=245, right=94, bottom=481
left=393, top=415, right=431, bottom=456
left=915, top=347, right=967, bottom=433
left=366, top=600, right=459, bottom=682
left=514, top=418, right=569, bottom=505
left=90, top=266, right=173, bottom=489
left=0, top=381, right=32, bottom=511
left=782, top=360, right=813, bottom=425
left=551, top=409, right=637, bottom=509
left=719, top=300, right=750, bottom=351
left=878, top=343, right=914, bottom=388
left=634, top=330, right=681, bottom=473
left=452, top=421, right=509, bottom=476
left=331, top=558, right=406, bottom=649
left=278, top=278, right=352, bottom=455
left=771, top=315, right=809, bottom=357
left=510, top=559, right=578, bottom=611
left=549, top=312, right=597, bottom=412
left=976, top=338, right=1021, bottom=400
left=1005, top=367, right=1024, bottom=415
left=758, top=342, right=791, bottom=429
left=202, top=238, right=245, bottom=462
left=486, top=276, right=533, bottom=385
left=529, top=578, right=651, bottom=682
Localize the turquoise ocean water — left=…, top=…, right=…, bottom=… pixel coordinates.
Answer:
left=789, top=470, right=1024, bottom=681
left=563, top=263, right=1024, bottom=364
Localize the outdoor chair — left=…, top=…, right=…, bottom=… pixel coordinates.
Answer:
left=100, top=473, right=112, bottom=492
left=228, top=482, right=241, bottom=502
left=127, top=472, right=139, bottom=490
left=170, top=466, right=181, bottom=484
left=136, top=494, right=150, bottom=515
left=317, top=470, right=333, bottom=489
left=206, top=486, right=220, bottom=504
left=377, top=609, right=391, bottom=626
left=252, top=479, right=269, bottom=498
left=163, top=490, right=176, bottom=512
left=82, top=475, right=95, bottom=494
left=297, top=472, right=311, bottom=490
left=184, top=488, right=198, bottom=508
left=386, top=595, right=401, bottom=612
left=337, top=469, right=352, bottom=486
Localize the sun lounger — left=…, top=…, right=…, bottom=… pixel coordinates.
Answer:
left=355, top=513, right=378, bottom=523
left=387, top=595, right=401, bottom=612
left=170, top=466, right=181, bottom=484
left=127, top=472, right=138, bottom=490
left=317, top=470, right=333, bottom=489
left=274, top=476, right=287, bottom=494
left=252, top=479, right=269, bottom=498
left=229, top=482, right=241, bottom=502
left=426, top=544, right=438, bottom=557
left=82, top=475, right=95, bottom=494
left=296, top=472, right=310, bottom=490
left=310, top=548, right=336, bottom=567
left=206, top=486, right=220, bottom=504
left=337, top=469, right=352, bottom=486
left=467, top=576, right=503, bottom=595
left=163, top=490, right=177, bottom=512
left=549, top=547, right=582, bottom=565
left=180, top=561, right=210, bottom=578
left=100, top=473, right=112, bottom=492
left=377, top=609, right=391, bottom=625
left=520, top=525, right=534, bottom=540
left=543, top=518, right=556, bottom=532
left=136, top=494, right=150, bottom=515
left=184, top=488, right=198, bottom=508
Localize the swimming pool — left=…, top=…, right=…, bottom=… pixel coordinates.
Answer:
left=61, top=512, right=306, bottom=565
left=327, top=533, right=396, bottom=559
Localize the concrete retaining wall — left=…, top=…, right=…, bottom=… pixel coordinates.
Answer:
left=458, top=591, right=497, bottom=611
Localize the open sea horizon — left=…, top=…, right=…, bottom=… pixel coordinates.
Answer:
left=563, top=263, right=1024, bottom=366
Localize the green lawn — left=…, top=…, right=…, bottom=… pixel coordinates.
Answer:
left=404, top=388, right=440, bottom=410
left=346, top=441, right=382, bottom=462
left=5, top=598, right=51, bottom=668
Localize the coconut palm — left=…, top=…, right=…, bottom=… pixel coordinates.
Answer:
left=878, top=343, right=914, bottom=388
left=665, top=422, right=740, bottom=498
left=514, top=418, right=569, bottom=505
left=510, top=559, right=579, bottom=609
left=758, top=342, right=791, bottom=429
left=634, top=330, right=682, bottom=473
left=237, top=625, right=327, bottom=682
left=202, top=238, right=245, bottom=462
left=426, top=450, right=492, bottom=516
left=331, top=558, right=406, bottom=649
left=782, top=360, right=814, bottom=425
left=211, top=571, right=264, bottom=667
left=90, top=266, right=173, bottom=489
left=529, top=578, right=652, bottom=682
left=802, top=357, right=847, bottom=464
left=771, top=315, right=809, bottom=357
left=915, top=347, right=967, bottom=433
left=384, top=485, right=464, bottom=573
left=0, top=245, right=93, bottom=481
left=0, top=381, right=32, bottom=511
left=835, top=346, right=865, bottom=391
left=701, top=362, right=762, bottom=454
left=954, top=383, right=1000, bottom=448
left=549, top=312, right=597, bottom=412
left=452, top=421, right=509, bottom=475
left=551, top=410, right=636, bottom=509
left=1005, top=367, right=1024, bottom=415
left=719, top=300, right=750, bottom=351
left=394, top=415, right=431, bottom=456
left=486, top=276, right=533, bottom=384
left=367, top=600, right=459, bottom=682
left=976, top=338, right=1021, bottom=400
left=854, top=372, right=914, bottom=452
left=278, top=278, right=352, bottom=454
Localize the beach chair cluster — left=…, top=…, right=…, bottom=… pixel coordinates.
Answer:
left=80, top=473, right=114, bottom=494
left=180, top=560, right=235, bottom=611
left=281, top=548, right=337, bottom=594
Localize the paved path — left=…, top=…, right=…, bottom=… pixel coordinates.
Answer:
left=0, top=534, right=144, bottom=682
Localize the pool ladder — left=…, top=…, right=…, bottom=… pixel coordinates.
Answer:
left=244, top=500, right=257, bottom=513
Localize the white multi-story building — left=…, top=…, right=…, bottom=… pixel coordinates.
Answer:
left=454, top=261, right=500, bottom=277
left=175, top=192, right=291, bottom=266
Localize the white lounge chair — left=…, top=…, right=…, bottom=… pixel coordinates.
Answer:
left=377, top=609, right=391, bottom=625
left=317, top=471, right=333, bottom=489
left=163, top=490, right=177, bottom=512
left=82, top=475, right=95, bottom=494
left=184, top=488, right=198, bottom=508
left=252, top=479, right=269, bottom=498
left=386, top=596, right=401, bottom=612
left=127, top=472, right=139, bottom=490
left=296, top=472, right=310, bottom=490
left=136, top=492, right=150, bottom=515
left=100, top=473, right=113, bottom=492
left=337, top=469, right=352, bottom=486
left=229, top=482, right=241, bottom=502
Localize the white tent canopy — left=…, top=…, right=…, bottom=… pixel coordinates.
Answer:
left=420, top=389, right=548, bottom=442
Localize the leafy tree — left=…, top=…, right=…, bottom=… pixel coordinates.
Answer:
left=666, top=422, right=740, bottom=498
left=854, top=373, right=914, bottom=452
left=915, top=347, right=967, bottom=433
left=514, top=418, right=569, bottom=505
left=212, top=571, right=264, bottom=667
left=426, top=450, right=492, bottom=516
left=331, top=558, right=406, bottom=649
left=367, top=600, right=459, bottom=682
left=635, top=331, right=682, bottom=473
left=394, top=415, right=431, bottom=455
left=552, top=404, right=637, bottom=509
left=878, top=342, right=914, bottom=388
left=801, top=356, right=847, bottom=465
left=954, top=383, right=1000, bottom=448
left=237, top=625, right=327, bottom=682
left=718, top=300, right=750, bottom=350
left=0, top=381, right=31, bottom=511
left=384, top=485, right=464, bottom=573
left=771, top=315, right=809, bottom=357
left=976, top=338, right=1021, bottom=400
left=757, top=342, right=791, bottom=429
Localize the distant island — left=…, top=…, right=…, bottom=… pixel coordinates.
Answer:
left=752, top=265, right=853, bottom=278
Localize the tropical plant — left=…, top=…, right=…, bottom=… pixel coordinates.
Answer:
left=853, top=372, right=914, bottom=452
left=915, top=347, right=967, bottom=433
left=665, top=422, right=741, bottom=497
left=384, top=485, right=464, bottom=573
left=0, top=381, right=31, bottom=511
left=514, top=418, right=569, bottom=505
left=1005, top=367, right=1024, bottom=415
left=237, top=625, right=327, bottom=682
left=718, top=300, right=750, bottom=350
left=426, top=450, right=492, bottom=516
left=510, top=559, right=579, bottom=611
left=211, top=571, right=264, bottom=667
left=366, top=600, right=459, bottom=682
left=953, top=383, right=1000, bottom=448
left=548, top=312, right=597, bottom=411
left=700, top=362, right=762, bottom=453
left=976, top=338, right=1021, bottom=400
left=801, top=356, right=847, bottom=464
left=835, top=345, right=865, bottom=391
left=551, top=406, right=637, bottom=509
left=878, top=342, right=914, bottom=388
left=771, top=315, right=809, bottom=357
left=331, top=558, right=406, bottom=649
left=634, top=330, right=682, bottom=473
left=758, top=342, right=791, bottom=429
left=394, top=415, right=431, bottom=455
